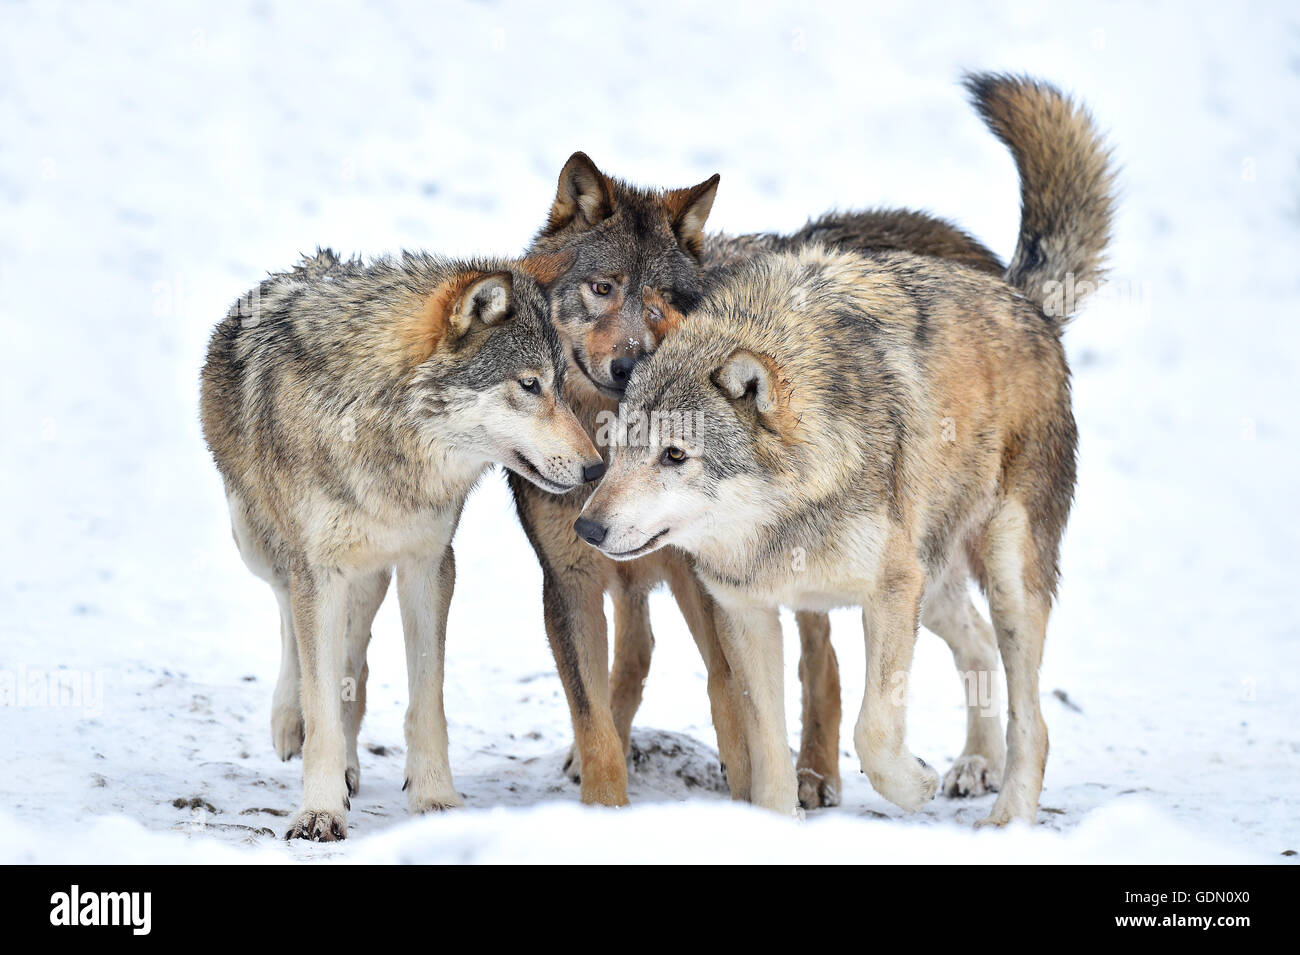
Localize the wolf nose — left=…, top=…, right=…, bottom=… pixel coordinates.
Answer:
left=582, top=461, right=606, bottom=483
left=610, top=355, right=640, bottom=387
left=573, top=517, right=608, bottom=546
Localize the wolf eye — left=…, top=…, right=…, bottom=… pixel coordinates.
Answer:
left=518, top=377, right=541, bottom=395
left=661, top=446, right=687, bottom=466
left=591, top=281, right=613, bottom=296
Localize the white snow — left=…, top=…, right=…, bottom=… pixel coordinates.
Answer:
left=1, top=0, right=1296, bottom=864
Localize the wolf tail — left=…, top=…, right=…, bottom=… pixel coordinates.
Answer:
left=964, top=72, right=1116, bottom=322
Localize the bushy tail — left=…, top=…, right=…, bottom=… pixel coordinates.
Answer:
left=964, top=72, right=1116, bottom=322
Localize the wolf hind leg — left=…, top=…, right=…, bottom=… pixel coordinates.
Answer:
left=564, top=586, right=653, bottom=783
left=609, top=589, right=653, bottom=757
left=795, top=611, right=842, bottom=809
left=270, top=581, right=304, bottom=761
left=922, top=573, right=1006, bottom=797
left=342, top=568, right=390, bottom=797
left=398, top=546, right=461, bottom=814
left=976, top=501, right=1051, bottom=828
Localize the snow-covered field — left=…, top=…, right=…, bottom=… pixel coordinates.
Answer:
left=1, top=0, right=1296, bottom=864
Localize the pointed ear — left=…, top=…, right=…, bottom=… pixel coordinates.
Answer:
left=665, top=173, right=719, bottom=259
left=713, top=348, right=779, bottom=412
left=406, top=270, right=512, bottom=364
left=448, top=271, right=513, bottom=337
left=711, top=348, right=797, bottom=436
left=518, top=249, right=576, bottom=289
left=545, top=152, right=614, bottom=234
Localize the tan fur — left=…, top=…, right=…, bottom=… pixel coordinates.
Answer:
left=964, top=72, right=1115, bottom=310
left=794, top=611, right=842, bottom=807
left=201, top=250, right=601, bottom=839
left=580, top=235, right=1107, bottom=825
left=526, top=72, right=1110, bottom=815
left=663, top=174, right=721, bottom=257
left=510, top=447, right=750, bottom=804
left=642, top=287, right=684, bottom=339
left=522, top=181, right=1004, bottom=809
left=519, top=249, right=578, bottom=287
left=396, top=277, right=471, bottom=365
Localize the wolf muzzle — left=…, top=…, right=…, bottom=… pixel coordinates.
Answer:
left=573, top=516, right=607, bottom=546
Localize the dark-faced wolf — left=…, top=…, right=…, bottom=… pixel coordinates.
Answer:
left=514, top=72, right=1104, bottom=810
left=200, top=249, right=602, bottom=840
left=577, top=74, right=1114, bottom=824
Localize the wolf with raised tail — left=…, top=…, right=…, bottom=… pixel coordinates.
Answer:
left=576, top=74, right=1116, bottom=824
left=514, top=72, right=1110, bottom=811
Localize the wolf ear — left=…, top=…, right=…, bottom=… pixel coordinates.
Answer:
left=713, top=348, right=779, bottom=413
left=408, top=271, right=513, bottom=364
left=518, top=249, right=577, bottom=289
left=448, top=272, right=514, bottom=337
left=665, top=174, right=720, bottom=259
left=712, top=348, right=796, bottom=435
left=546, top=152, right=614, bottom=234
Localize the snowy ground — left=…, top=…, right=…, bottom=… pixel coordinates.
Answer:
left=1, top=1, right=1297, bottom=864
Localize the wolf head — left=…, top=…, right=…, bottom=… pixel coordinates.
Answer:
left=572, top=275, right=814, bottom=561
left=570, top=249, right=888, bottom=564
left=407, top=256, right=604, bottom=493
left=527, top=151, right=720, bottom=400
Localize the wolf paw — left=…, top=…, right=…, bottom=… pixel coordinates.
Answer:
left=942, top=755, right=1001, bottom=798
left=411, top=798, right=463, bottom=814
left=863, top=754, right=940, bottom=812
left=404, top=775, right=464, bottom=815
left=284, top=808, right=346, bottom=842
left=271, top=705, right=304, bottom=761
left=974, top=793, right=1036, bottom=828
left=408, top=790, right=464, bottom=815
left=797, top=767, right=842, bottom=809
left=562, top=743, right=582, bottom=784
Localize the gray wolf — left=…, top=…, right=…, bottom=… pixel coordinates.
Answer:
left=512, top=71, right=1095, bottom=809
left=576, top=74, right=1115, bottom=824
left=200, top=248, right=601, bottom=839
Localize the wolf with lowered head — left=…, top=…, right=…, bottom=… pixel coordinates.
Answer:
left=577, top=75, right=1115, bottom=825
left=200, top=249, right=601, bottom=840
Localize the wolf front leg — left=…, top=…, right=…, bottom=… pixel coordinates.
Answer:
left=713, top=599, right=796, bottom=815
left=398, top=546, right=462, bottom=814
left=542, top=568, right=627, bottom=806
left=270, top=568, right=389, bottom=774
left=854, top=548, right=940, bottom=812
left=285, top=566, right=351, bottom=841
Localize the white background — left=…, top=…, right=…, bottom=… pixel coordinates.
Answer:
left=1, top=0, right=1296, bottom=863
